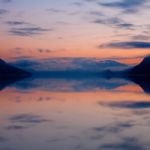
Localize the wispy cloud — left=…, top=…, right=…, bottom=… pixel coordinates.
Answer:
left=0, top=9, right=8, bottom=15
left=36, top=48, right=52, bottom=53
left=5, top=125, right=29, bottom=130
left=1, top=0, right=12, bottom=3
left=5, top=21, right=30, bottom=26
left=90, top=10, right=104, bottom=17
left=9, top=27, right=50, bottom=36
left=0, top=136, right=8, bottom=143
left=131, top=35, right=150, bottom=41
left=99, top=139, right=143, bottom=150
left=72, top=2, right=84, bottom=7
left=99, top=41, right=150, bottom=49
left=93, top=17, right=134, bottom=30
left=6, top=20, right=52, bottom=36
left=47, top=8, right=66, bottom=13
left=99, top=0, right=147, bottom=13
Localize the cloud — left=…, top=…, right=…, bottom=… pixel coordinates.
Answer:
left=93, top=17, right=134, bottom=30
left=83, top=0, right=98, bottom=3
left=90, top=11, right=104, bottom=17
left=131, top=35, right=150, bottom=40
left=6, top=21, right=30, bottom=26
left=6, top=20, right=52, bottom=36
left=9, top=27, right=51, bottom=36
left=0, top=9, right=8, bottom=15
left=72, top=2, right=84, bottom=7
left=99, top=41, right=150, bottom=49
left=1, top=0, right=12, bottom=3
left=99, top=0, right=147, bottom=13
left=37, top=96, right=52, bottom=101
left=36, top=48, right=52, bottom=53
left=47, top=8, right=66, bottom=13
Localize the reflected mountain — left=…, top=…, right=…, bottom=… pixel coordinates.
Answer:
left=11, top=77, right=129, bottom=92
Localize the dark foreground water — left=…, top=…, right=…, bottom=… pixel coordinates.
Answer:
left=0, top=77, right=150, bottom=150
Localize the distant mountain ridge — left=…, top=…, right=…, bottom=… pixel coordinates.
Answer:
left=3, top=56, right=150, bottom=76
left=11, top=58, right=128, bottom=72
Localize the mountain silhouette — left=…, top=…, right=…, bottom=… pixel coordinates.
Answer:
left=128, top=56, right=150, bottom=75
left=127, top=56, right=150, bottom=93
left=0, top=59, right=31, bottom=90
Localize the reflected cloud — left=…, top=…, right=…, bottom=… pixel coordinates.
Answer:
left=5, top=125, right=28, bottom=130
left=99, top=101, right=150, bottom=109
left=90, top=119, right=146, bottom=150
left=99, top=139, right=144, bottom=150
left=92, top=121, right=135, bottom=134
left=10, top=114, right=49, bottom=123
left=0, top=136, right=8, bottom=143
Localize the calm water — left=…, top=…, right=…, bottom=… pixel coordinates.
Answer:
left=0, top=77, right=150, bottom=150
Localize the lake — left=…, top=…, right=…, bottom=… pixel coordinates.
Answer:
left=0, top=77, right=150, bottom=150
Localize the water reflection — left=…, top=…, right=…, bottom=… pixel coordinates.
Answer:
left=12, top=77, right=130, bottom=92
left=0, top=77, right=150, bottom=150
left=1, top=74, right=150, bottom=94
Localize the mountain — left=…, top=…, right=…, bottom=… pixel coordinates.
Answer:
left=0, top=58, right=31, bottom=82
left=127, top=56, right=150, bottom=94
left=11, top=58, right=128, bottom=72
left=97, top=60, right=127, bottom=68
left=128, top=56, right=150, bottom=75
left=0, top=59, right=31, bottom=78
left=0, top=59, right=31, bottom=90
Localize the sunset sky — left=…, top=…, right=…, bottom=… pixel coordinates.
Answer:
left=0, top=0, right=150, bottom=64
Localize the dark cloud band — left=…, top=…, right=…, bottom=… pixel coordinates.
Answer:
left=99, top=41, right=150, bottom=49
